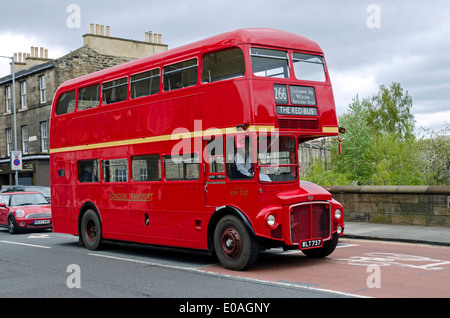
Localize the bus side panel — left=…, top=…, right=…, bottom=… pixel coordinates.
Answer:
left=50, top=158, right=78, bottom=235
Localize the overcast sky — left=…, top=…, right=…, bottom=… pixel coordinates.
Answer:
left=0, top=0, right=449, bottom=133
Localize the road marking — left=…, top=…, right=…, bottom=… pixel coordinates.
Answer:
left=336, top=243, right=359, bottom=249
left=27, top=233, right=51, bottom=239
left=0, top=240, right=51, bottom=249
left=88, top=252, right=367, bottom=298
left=334, top=252, right=450, bottom=270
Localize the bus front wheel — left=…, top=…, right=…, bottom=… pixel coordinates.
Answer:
left=213, top=215, right=259, bottom=271
left=80, top=209, right=102, bottom=250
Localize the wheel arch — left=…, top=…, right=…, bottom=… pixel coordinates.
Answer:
left=207, top=205, right=254, bottom=253
left=78, top=201, right=101, bottom=237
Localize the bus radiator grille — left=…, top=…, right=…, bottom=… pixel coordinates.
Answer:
left=278, top=119, right=319, bottom=130
left=289, top=203, right=330, bottom=244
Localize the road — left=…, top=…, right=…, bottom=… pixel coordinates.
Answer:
left=0, top=228, right=449, bottom=300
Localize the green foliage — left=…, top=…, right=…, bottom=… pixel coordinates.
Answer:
left=305, top=160, right=349, bottom=186
left=304, top=82, right=449, bottom=186
left=366, top=83, right=415, bottom=140
left=417, top=123, right=450, bottom=185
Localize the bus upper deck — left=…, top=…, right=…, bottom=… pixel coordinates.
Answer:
left=51, top=28, right=339, bottom=153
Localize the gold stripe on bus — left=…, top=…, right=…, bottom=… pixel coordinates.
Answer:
left=322, top=126, right=339, bottom=133
left=49, top=125, right=276, bottom=154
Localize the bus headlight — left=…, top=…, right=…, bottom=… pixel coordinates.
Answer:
left=334, top=208, right=342, bottom=220
left=266, top=214, right=276, bottom=227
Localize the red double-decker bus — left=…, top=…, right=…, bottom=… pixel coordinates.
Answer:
left=50, top=28, right=344, bottom=270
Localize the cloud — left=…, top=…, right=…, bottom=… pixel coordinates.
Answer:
left=0, top=0, right=449, bottom=133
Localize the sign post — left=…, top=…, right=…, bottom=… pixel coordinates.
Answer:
left=11, top=151, right=22, bottom=171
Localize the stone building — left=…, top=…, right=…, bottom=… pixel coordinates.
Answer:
left=0, top=24, right=168, bottom=186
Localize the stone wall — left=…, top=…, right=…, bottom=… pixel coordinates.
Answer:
left=324, top=185, right=450, bottom=227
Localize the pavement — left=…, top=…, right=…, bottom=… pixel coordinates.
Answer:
left=343, top=222, right=450, bottom=247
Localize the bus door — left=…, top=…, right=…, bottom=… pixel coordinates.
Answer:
left=204, top=137, right=226, bottom=206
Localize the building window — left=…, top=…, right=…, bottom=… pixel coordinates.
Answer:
left=20, top=81, right=27, bottom=108
left=5, top=86, right=11, bottom=112
left=21, top=125, right=28, bottom=154
left=39, top=75, right=46, bottom=104
left=40, top=122, right=49, bottom=152
left=6, top=128, right=12, bottom=157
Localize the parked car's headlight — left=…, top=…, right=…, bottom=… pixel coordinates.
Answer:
left=15, top=210, right=25, bottom=218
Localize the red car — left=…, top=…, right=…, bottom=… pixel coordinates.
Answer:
left=0, top=191, right=52, bottom=234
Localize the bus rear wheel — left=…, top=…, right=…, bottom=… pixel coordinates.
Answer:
left=80, top=209, right=102, bottom=250
left=213, top=215, right=259, bottom=271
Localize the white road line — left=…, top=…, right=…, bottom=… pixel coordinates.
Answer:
left=0, top=240, right=51, bottom=249
left=88, top=252, right=367, bottom=298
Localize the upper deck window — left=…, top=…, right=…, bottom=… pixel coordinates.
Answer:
left=163, top=59, right=198, bottom=91
left=78, top=84, right=100, bottom=111
left=202, top=48, right=245, bottom=83
left=292, top=53, right=326, bottom=82
left=56, top=90, right=76, bottom=115
left=250, top=48, right=289, bottom=79
left=102, top=77, right=128, bottom=105
left=131, top=69, right=160, bottom=99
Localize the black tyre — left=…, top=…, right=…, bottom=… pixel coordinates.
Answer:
left=213, top=215, right=259, bottom=271
left=8, top=216, right=18, bottom=234
left=80, top=209, right=102, bottom=250
left=302, top=233, right=339, bottom=258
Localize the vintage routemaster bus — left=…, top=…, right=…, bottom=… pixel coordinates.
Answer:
left=50, top=28, right=344, bottom=270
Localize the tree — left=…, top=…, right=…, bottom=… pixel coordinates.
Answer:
left=332, top=95, right=373, bottom=184
left=365, top=83, right=415, bottom=139
left=417, top=123, right=450, bottom=185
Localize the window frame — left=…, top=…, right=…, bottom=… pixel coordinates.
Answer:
left=130, top=68, right=161, bottom=99
left=102, top=77, right=129, bottom=105
left=78, top=159, right=100, bottom=183
left=163, top=58, right=198, bottom=92
left=39, top=75, right=46, bottom=104
left=77, top=83, right=100, bottom=111
left=250, top=47, right=290, bottom=79
left=21, top=125, right=28, bottom=155
left=20, top=81, right=27, bottom=109
left=40, top=121, right=49, bottom=152
left=102, top=158, right=129, bottom=183
left=131, top=154, right=161, bottom=182
left=163, top=153, right=199, bottom=181
left=292, top=52, right=327, bottom=82
left=202, top=47, right=245, bottom=84
left=55, top=90, right=77, bottom=115
left=5, top=86, right=11, bottom=112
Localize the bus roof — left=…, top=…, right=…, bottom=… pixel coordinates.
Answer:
left=57, top=28, right=323, bottom=90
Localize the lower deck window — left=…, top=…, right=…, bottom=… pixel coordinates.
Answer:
left=78, top=160, right=100, bottom=183
left=164, top=153, right=199, bottom=180
left=103, top=159, right=128, bottom=182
